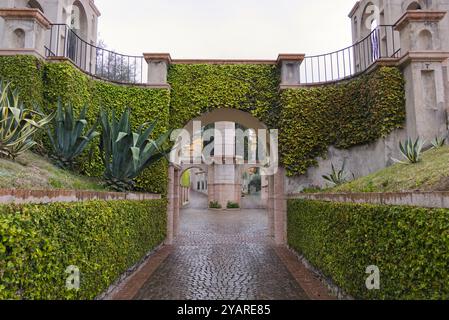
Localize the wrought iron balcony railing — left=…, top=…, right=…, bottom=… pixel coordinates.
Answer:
left=45, top=24, right=146, bottom=84
left=299, top=25, right=400, bottom=84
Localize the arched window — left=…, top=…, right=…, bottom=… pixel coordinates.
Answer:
left=407, top=1, right=422, bottom=10
left=71, top=1, right=88, bottom=38
left=418, top=29, right=433, bottom=50
left=27, top=0, right=44, bottom=13
left=13, top=29, right=25, bottom=48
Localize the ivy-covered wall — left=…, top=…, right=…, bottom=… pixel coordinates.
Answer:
left=0, top=56, right=170, bottom=194
left=0, top=56, right=406, bottom=183
left=0, top=55, right=45, bottom=107
left=279, top=67, right=406, bottom=176
left=168, top=64, right=280, bottom=129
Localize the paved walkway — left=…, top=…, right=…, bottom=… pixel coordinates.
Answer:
left=108, top=207, right=333, bottom=300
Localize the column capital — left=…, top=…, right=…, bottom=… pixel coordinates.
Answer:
left=143, top=53, right=172, bottom=87
left=0, top=8, right=51, bottom=29
left=277, top=53, right=305, bottom=89
left=276, top=53, right=305, bottom=65
left=395, top=10, right=446, bottom=31
left=143, top=53, right=172, bottom=64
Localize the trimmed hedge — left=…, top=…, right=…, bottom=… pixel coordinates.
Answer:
left=279, top=67, right=406, bottom=176
left=287, top=199, right=449, bottom=300
left=0, top=199, right=167, bottom=300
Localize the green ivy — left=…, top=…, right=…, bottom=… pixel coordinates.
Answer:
left=0, top=199, right=167, bottom=300
left=0, top=55, right=45, bottom=107
left=279, top=67, right=406, bottom=176
left=42, top=63, right=171, bottom=194
left=168, top=64, right=280, bottom=129
left=288, top=199, right=449, bottom=300
left=0, top=56, right=406, bottom=180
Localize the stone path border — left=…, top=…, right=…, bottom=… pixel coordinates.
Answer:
left=274, top=246, right=335, bottom=300
left=106, top=243, right=334, bottom=300
left=104, top=246, right=173, bottom=300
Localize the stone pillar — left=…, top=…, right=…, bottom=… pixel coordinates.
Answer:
left=273, top=167, right=287, bottom=245
left=143, top=53, right=171, bottom=87
left=0, top=8, right=50, bottom=58
left=267, top=174, right=275, bottom=238
left=395, top=10, right=449, bottom=140
left=166, top=165, right=175, bottom=245
left=173, top=168, right=181, bottom=237
left=210, top=121, right=241, bottom=209
left=277, top=54, right=305, bottom=88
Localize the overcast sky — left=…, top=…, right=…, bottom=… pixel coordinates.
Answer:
left=95, top=0, right=357, bottom=59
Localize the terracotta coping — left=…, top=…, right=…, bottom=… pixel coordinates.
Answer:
left=0, top=8, right=51, bottom=29
left=395, top=10, right=447, bottom=31
left=277, top=54, right=306, bottom=64
left=143, top=53, right=172, bottom=64
left=398, top=51, right=449, bottom=66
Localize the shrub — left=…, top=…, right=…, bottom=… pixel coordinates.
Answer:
left=0, top=199, right=167, bottom=300
left=0, top=81, right=54, bottom=159
left=288, top=199, right=449, bottom=299
left=47, top=101, right=99, bottom=169
left=227, top=201, right=240, bottom=209
left=393, top=137, right=425, bottom=164
left=209, top=201, right=222, bottom=209
left=99, top=108, right=172, bottom=191
left=322, top=162, right=351, bottom=186
left=431, top=136, right=446, bottom=149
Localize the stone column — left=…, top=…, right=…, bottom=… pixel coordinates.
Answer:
left=395, top=10, right=449, bottom=140
left=211, top=121, right=241, bottom=209
left=173, top=168, right=181, bottom=237
left=273, top=167, right=287, bottom=245
left=277, top=54, right=305, bottom=88
left=143, top=53, right=172, bottom=87
left=166, top=165, right=175, bottom=245
left=0, top=8, right=50, bottom=58
left=267, top=174, right=275, bottom=238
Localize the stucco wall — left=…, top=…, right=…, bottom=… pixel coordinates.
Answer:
left=285, top=129, right=407, bottom=193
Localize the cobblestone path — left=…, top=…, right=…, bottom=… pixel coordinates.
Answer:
left=133, top=208, right=309, bottom=300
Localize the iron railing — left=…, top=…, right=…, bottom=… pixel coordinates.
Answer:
left=299, top=25, right=400, bottom=84
left=45, top=24, right=146, bottom=84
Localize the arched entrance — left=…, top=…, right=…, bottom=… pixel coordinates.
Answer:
left=166, top=108, right=286, bottom=246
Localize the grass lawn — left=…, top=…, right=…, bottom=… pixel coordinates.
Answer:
left=0, top=151, right=106, bottom=191
left=329, top=146, right=449, bottom=193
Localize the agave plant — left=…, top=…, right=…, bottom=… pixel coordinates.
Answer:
left=0, top=81, right=53, bottom=160
left=47, top=101, right=99, bottom=169
left=100, top=108, right=172, bottom=191
left=431, top=136, right=446, bottom=149
left=322, top=162, right=349, bottom=186
left=392, top=137, right=425, bottom=164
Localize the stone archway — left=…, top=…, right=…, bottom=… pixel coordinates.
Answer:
left=166, top=108, right=287, bottom=246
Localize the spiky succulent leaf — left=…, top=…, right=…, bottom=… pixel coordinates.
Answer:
left=0, top=81, right=54, bottom=159
left=99, top=108, right=172, bottom=191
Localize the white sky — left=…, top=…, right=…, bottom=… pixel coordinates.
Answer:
left=95, top=0, right=357, bottom=59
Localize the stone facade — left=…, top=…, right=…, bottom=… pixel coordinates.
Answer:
left=287, top=0, right=449, bottom=192
left=0, top=0, right=100, bottom=57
